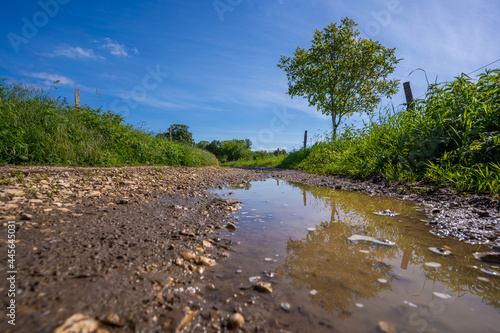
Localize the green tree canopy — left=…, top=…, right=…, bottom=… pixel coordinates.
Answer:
left=157, top=124, right=194, bottom=145
left=277, top=17, right=401, bottom=137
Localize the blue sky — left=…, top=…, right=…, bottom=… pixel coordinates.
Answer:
left=1, top=0, right=499, bottom=151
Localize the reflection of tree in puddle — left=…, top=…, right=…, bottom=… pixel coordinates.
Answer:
left=278, top=181, right=500, bottom=317
left=277, top=219, right=399, bottom=319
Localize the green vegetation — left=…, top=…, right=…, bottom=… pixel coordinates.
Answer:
left=278, top=17, right=401, bottom=137
left=0, top=81, right=217, bottom=167
left=157, top=124, right=195, bottom=145
left=291, top=70, right=500, bottom=195
left=198, top=139, right=254, bottom=163
left=223, top=150, right=287, bottom=168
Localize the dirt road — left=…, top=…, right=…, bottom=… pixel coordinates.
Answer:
left=0, top=166, right=498, bottom=332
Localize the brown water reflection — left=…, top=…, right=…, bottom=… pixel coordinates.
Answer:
left=210, top=179, right=500, bottom=332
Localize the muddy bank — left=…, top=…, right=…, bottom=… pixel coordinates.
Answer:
left=0, top=165, right=499, bottom=332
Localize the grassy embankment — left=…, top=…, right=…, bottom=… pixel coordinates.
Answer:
left=230, top=70, right=500, bottom=195
left=0, top=81, right=218, bottom=167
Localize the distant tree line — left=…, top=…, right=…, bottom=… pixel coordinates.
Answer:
left=156, top=124, right=286, bottom=163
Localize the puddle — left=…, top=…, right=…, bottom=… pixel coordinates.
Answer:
left=208, top=179, right=500, bottom=332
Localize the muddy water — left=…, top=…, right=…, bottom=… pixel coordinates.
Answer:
left=208, top=179, right=500, bottom=332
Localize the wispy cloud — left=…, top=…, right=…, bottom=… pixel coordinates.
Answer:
left=20, top=71, right=74, bottom=86
left=100, top=38, right=138, bottom=57
left=45, top=45, right=105, bottom=60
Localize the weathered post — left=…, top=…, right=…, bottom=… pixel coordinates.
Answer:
left=169, top=126, right=173, bottom=141
left=303, top=130, right=307, bottom=150
left=403, top=82, right=414, bottom=110
left=75, top=89, right=80, bottom=108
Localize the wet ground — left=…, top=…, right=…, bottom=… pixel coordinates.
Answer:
left=0, top=166, right=499, bottom=332
left=207, top=179, right=500, bottom=332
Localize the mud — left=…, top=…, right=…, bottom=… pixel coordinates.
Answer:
left=0, top=165, right=498, bottom=332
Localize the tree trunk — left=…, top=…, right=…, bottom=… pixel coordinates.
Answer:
left=331, top=114, right=338, bottom=140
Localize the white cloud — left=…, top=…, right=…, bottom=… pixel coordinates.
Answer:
left=100, top=38, right=136, bottom=57
left=20, top=71, right=74, bottom=86
left=47, top=45, right=105, bottom=60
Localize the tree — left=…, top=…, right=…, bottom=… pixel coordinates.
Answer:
left=157, top=124, right=194, bottom=145
left=277, top=17, right=401, bottom=138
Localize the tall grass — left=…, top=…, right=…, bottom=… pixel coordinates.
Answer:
left=0, top=81, right=218, bottom=167
left=296, top=69, right=500, bottom=195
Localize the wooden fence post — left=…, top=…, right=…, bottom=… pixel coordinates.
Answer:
left=75, top=89, right=80, bottom=108
left=403, top=82, right=414, bottom=110
left=169, top=126, right=173, bottom=141
left=303, top=130, right=307, bottom=150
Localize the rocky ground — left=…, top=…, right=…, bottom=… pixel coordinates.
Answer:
left=0, top=165, right=499, bottom=333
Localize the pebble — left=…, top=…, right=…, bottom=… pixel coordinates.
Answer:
left=309, top=289, right=318, bottom=295
left=281, top=302, right=291, bottom=312
left=425, top=262, right=442, bottom=268
left=253, top=282, right=273, bottom=293
left=249, top=276, right=261, bottom=283
left=102, top=313, right=125, bottom=327
left=228, top=313, right=245, bottom=329
left=377, top=278, right=388, bottom=284
left=378, top=321, right=396, bottom=333
left=355, top=303, right=364, bottom=308
left=429, top=247, right=451, bottom=256
left=20, top=213, right=33, bottom=220
left=226, top=222, right=237, bottom=231
left=403, top=300, right=418, bottom=308
left=54, top=313, right=100, bottom=333
left=478, top=277, right=490, bottom=282
left=196, top=256, right=216, bottom=266
left=180, top=251, right=197, bottom=261
left=480, top=268, right=499, bottom=276
left=433, top=291, right=452, bottom=300
left=473, top=252, right=500, bottom=264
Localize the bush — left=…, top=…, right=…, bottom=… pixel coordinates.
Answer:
left=297, top=69, right=500, bottom=194
left=0, top=81, right=218, bottom=167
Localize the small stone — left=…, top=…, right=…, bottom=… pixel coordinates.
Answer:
left=309, top=289, right=318, bottom=295
left=228, top=313, right=244, bottom=329
left=480, top=268, right=499, bottom=276
left=433, top=291, right=452, bottom=300
left=116, top=198, right=129, bottom=204
left=20, top=214, right=33, bottom=220
left=202, top=240, right=213, bottom=248
left=154, top=293, right=164, bottom=302
left=378, top=320, right=396, bottom=333
left=226, top=222, right=237, bottom=231
left=55, top=313, right=100, bottom=333
left=102, top=313, right=125, bottom=327
left=249, top=276, right=261, bottom=283
left=28, top=199, right=43, bottom=204
left=206, top=283, right=215, bottom=290
left=281, top=302, right=291, bottom=312
left=474, top=252, right=500, bottom=264
left=196, top=256, right=216, bottom=266
left=176, top=307, right=197, bottom=333
left=377, top=278, right=388, bottom=284
left=355, top=303, right=364, bottom=308
left=429, top=247, right=451, bottom=256
left=0, top=215, right=16, bottom=221
left=253, top=282, right=273, bottom=293
left=425, top=262, right=442, bottom=268
left=334, top=184, right=342, bottom=190
left=180, top=251, right=197, bottom=261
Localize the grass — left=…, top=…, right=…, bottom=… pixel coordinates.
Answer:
left=294, top=69, right=500, bottom=195
left=0, top=80, right=218, bottom=167
left=223, top=154, right=286, bottom=168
